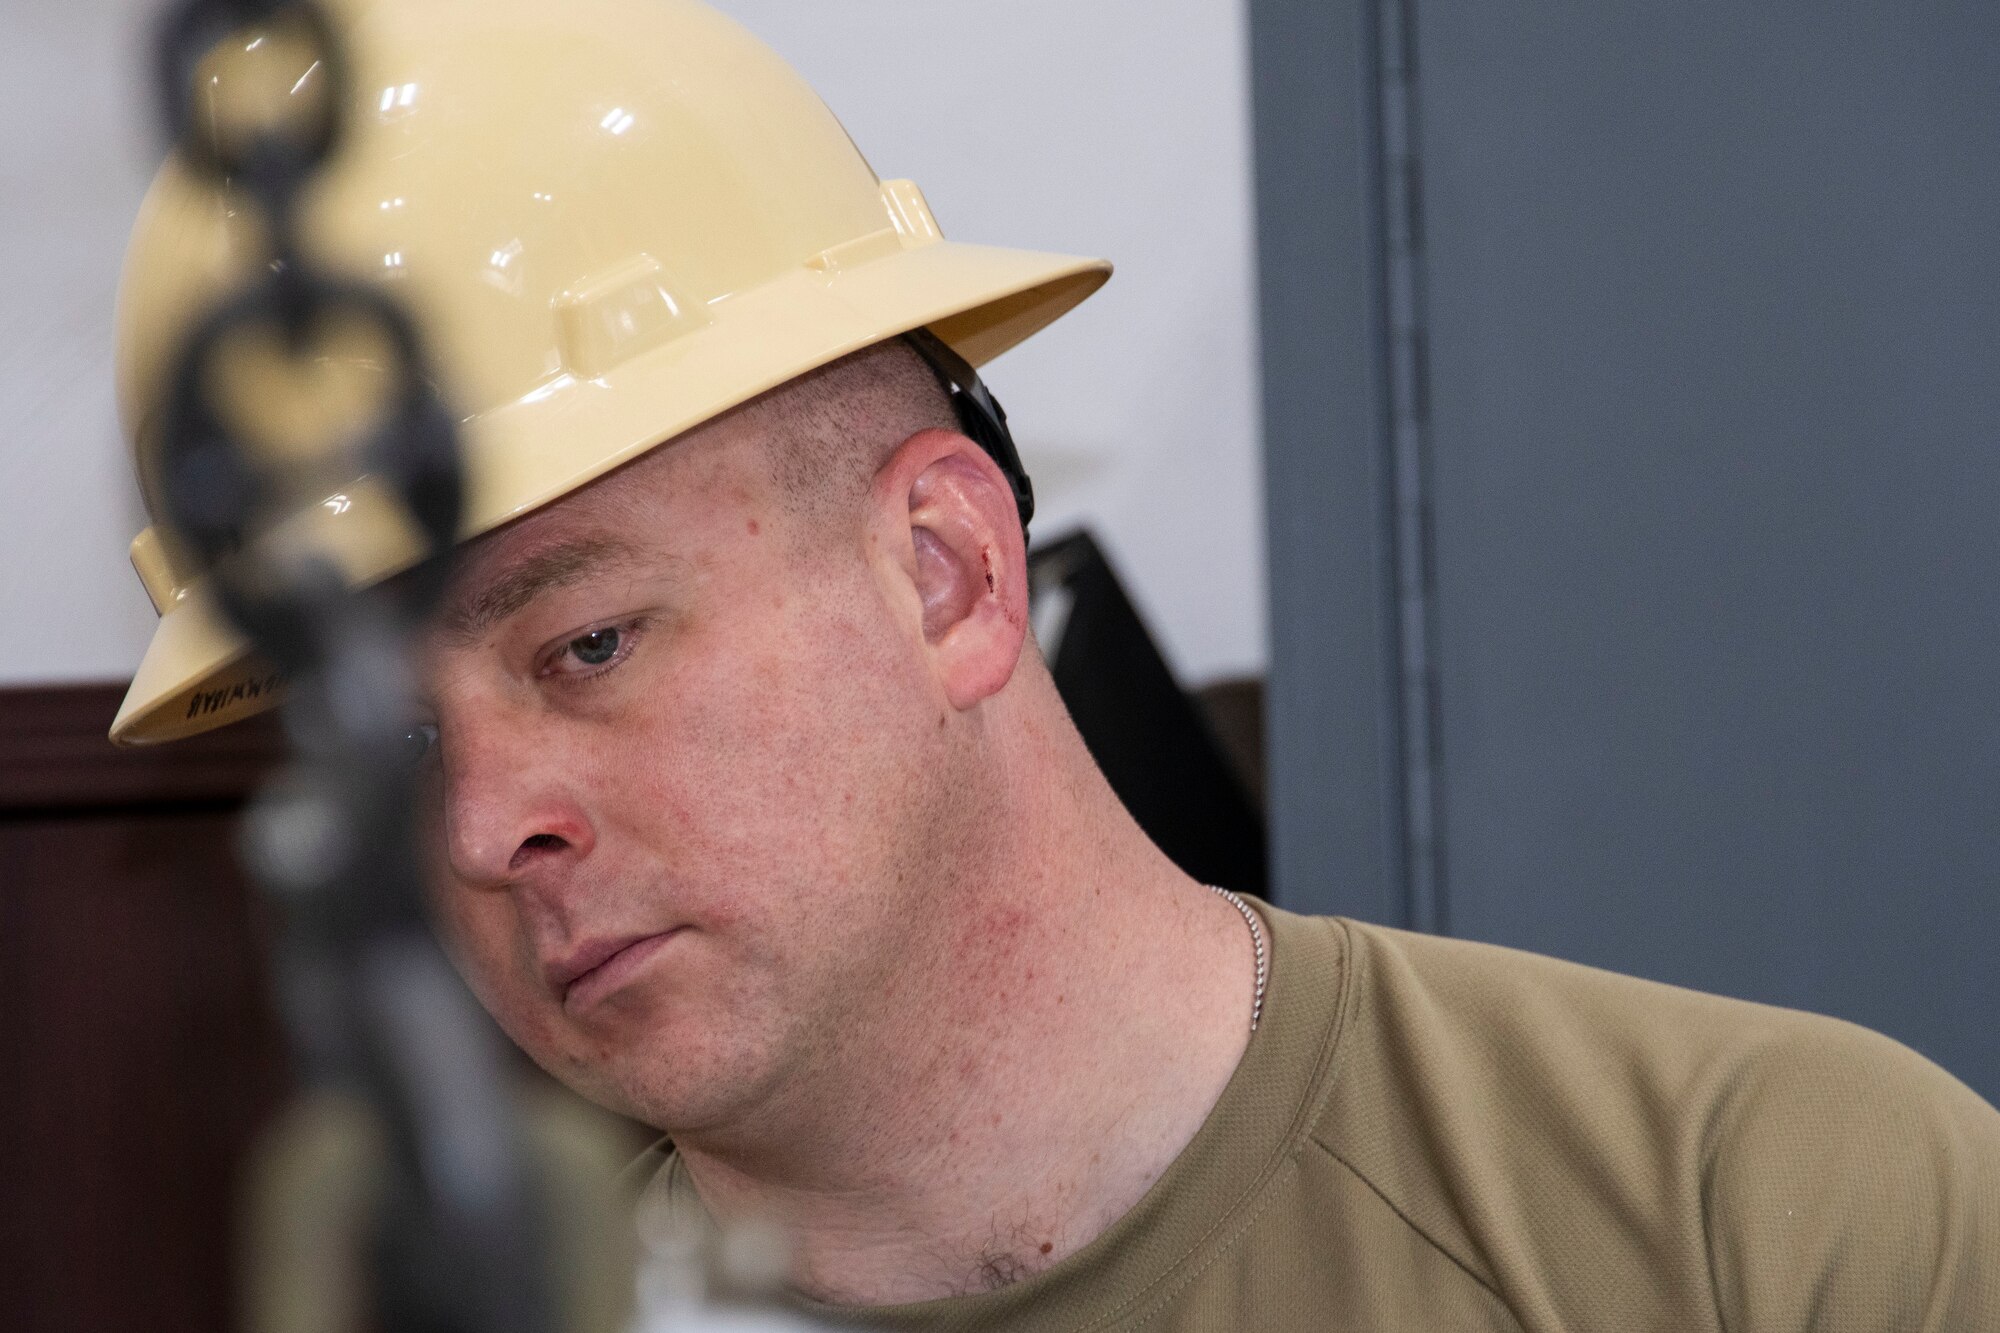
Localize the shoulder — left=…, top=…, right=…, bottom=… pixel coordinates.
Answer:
left=1697, top=1010, right=2000, bottom=1327
left=1304, top=917, right=2000, bottom=1328
left=1324, top=917, right=1989, bottom=1114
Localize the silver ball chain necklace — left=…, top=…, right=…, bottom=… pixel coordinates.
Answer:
left=1208, top=885, right=1268, bottom=1032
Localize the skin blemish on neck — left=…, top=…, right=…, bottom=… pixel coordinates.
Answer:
left=746, top=518, right=761, bottom=535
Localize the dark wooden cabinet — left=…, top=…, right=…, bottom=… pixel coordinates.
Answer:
left=0, top=685, right=287, bottom=1332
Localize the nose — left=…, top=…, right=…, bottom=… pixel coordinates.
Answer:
left=437, top=709, right=597, bottom=890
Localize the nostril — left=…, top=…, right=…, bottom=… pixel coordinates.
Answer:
left=510, top=833, right=569, bottom=872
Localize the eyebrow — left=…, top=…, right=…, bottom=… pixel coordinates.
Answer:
left=433, top=534, right=652, bottom=645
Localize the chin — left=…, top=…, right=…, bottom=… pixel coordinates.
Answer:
left=543, top=1009, right=787, bottom=1135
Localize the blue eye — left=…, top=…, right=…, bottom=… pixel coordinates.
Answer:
left=542, top=619, right=645, bottom=680
left=568, top=627, right=621, bottom=667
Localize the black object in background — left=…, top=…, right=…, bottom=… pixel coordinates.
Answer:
left=1029, top=531, right=1268, bottom=900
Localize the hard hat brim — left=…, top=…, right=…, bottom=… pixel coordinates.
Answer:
left=110, top=238, right=1110, bottom=746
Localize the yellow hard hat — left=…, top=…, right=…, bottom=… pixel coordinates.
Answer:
left=111, top=0, right=1110, bottom=746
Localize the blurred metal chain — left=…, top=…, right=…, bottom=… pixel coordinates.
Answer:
left=150, top=3, right=554, bottom=1329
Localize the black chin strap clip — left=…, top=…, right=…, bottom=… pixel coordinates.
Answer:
left=905, top=327, right=1035, bottom=534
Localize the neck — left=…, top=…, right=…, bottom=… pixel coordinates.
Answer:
left=668, top=686, right=1259, bottom=1305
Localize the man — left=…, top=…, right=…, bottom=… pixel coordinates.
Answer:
left=113, top=0, right=2000, bottom=1327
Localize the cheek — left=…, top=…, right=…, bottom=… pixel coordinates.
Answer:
left=425, top=868, right=525, bottom=1016
left=417, top=811, right=552, bottom=1043
left=623, top=592, right=927, bottom=902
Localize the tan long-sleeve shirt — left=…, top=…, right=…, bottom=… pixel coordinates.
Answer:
left=642, top=904, right=2000, bottom=1330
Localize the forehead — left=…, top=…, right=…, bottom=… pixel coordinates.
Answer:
left=430, top=409, right=776, bottom=636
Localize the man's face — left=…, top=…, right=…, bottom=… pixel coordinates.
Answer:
left=414, top=415, right=957, bottom=1130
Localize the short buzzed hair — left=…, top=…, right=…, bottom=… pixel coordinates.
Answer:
left=746, top=336, right=960, bottom=525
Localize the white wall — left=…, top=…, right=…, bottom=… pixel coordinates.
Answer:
left=0, top=0, right=1265, bottom=689
left=0, top=1, right=162, bottom=687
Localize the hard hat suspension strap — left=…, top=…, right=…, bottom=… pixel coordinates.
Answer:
left=905, top=328, right=1036, bottom=534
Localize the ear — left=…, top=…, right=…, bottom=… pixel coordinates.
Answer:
left=871, top=428, right=1030, bottom=711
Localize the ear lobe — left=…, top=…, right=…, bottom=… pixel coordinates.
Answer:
left=895, top=431, right=1030, bottom=711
